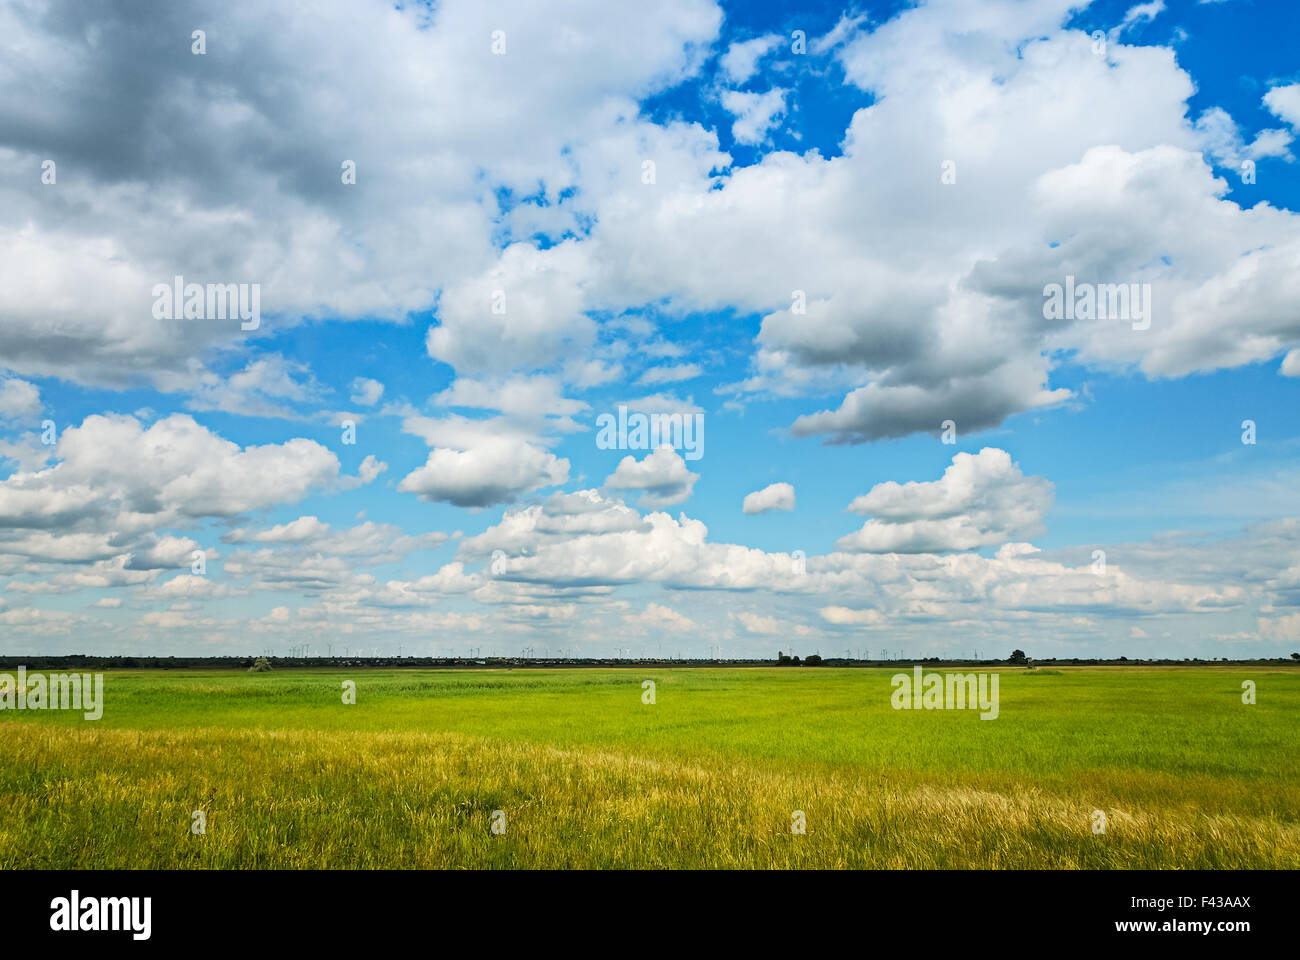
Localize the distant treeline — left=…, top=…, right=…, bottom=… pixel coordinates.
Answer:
left=0, top=655, right=1295, bottom=670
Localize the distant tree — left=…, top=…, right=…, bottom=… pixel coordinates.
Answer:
left=1008, top=649, right=1028, bottom=665
left=804, top=654, right=823, bottom=666
left=249, top=657, right=272, bottom=673
left=1292, top=652, right=1299, bottom=660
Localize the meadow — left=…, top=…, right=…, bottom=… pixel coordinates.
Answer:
left=1, top=666, right=1297, bottom=869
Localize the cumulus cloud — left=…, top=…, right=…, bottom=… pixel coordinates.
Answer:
left=1263, top=83, right=1300, bottom=131
left=719, top=34, right=781, bottom=84
left=545, top=0, right=1300, bottom=444
left=603, top=445, right=699, bottom=508
left=0, top=413, right=360, bottom=577
left=0, top=0, right=722, bottom=391
left=637, top=363, right=703, bottom=385
left=1282, top=350, right=1300, bottom=378
left=223, top=516, right=446, bottom=562
left=742, top=481, right=795, bottom=515
left=820, top=606, right=885, bottom=626
left=398, top=414, right=569, bottom=509
left=1116, top=0, right=1165, bottom=35
left=451, top=489, right=1246, bottom=632
left=349, top=377, right=385, bottom=406
left=434, top=374, right=587, bottom=422
left=459, top=490, right=649, bottom=560
left=3, top=0, right=1297, bottom=657
left=426, top=240, right=599, bottom=377
left=1193, top=107, right=1292, bottom=169
left=7, top=1, right=1297, bottom=445
left=0, top=376, right=41, bottom=421
left=837, top=448, right=1053, bottom=553
left=184, top=356, right=325, bottom=420
left=625, top=601, right=696, bottom=632
left=3, top=414, right=345, bottom=524
left=734, top=610, right=810, bottom=636
left=400, top=441, right=569, bottom=509
left=720, top=88, right=787, bottom=145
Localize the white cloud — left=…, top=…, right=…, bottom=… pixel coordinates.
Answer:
left=427, top=241, right=600, bottom=378
left=603, top=445, right=699, bottom=508
left=4, top=414, right=344, bottom=522
left=398, top=415, right=569, bottom=508
left=349, top=377, right=385, bottom=406
left=400, top=440, right=569, bottom=509
left=734, top=610, right=808, bottom=635
left=820, top=606, right=885, bottom=626
left=0, top=376, right=40, bottom=421
left=223, top=515, right=446, bottom=563
left=227, top=516, right=330, bottom=544
left=838, top=448, right=1052, bottom=553
left=463, top=492, right=1232, bottom=622
left=616, top=394, right=704, bottom=416
left=742, top=482, right=795, bottom=515
left=719, top=34, right=781, bottom=84
left=637, top=363, right=702, bottom=385
left=1281, top=349, right=1300, bottom=378
left=434, top=374, right=587, bottom=422
left=3, top=0, right=1298, bottom=658
left=549, top=0, right=1300, bottom=444
left=184, top=356, right=325, bottom=420
left=1117, top=1, right=1165, bottom=35
left=1263, top=83, right=1300, bottom=131
left=720, top=88, right=787, bottom=145
left=625, top=601, right=696, bottom=632
left=0, top=413, right=364, bottom=574
left=0, top=0, right=723, bottom=390
left=1193, top=106, right=1292, bottom=168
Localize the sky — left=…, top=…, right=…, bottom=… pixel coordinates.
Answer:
left=1, top=0, right=1299, bottom=660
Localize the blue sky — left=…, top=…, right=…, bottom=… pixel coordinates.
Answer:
left=2, top=0, right=1299, bottom=658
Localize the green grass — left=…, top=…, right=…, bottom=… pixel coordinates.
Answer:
left=2, top=666, right=1297, bottom=868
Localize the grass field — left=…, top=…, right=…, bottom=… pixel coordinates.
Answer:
left=2, top=666, right=1297, bottom=869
